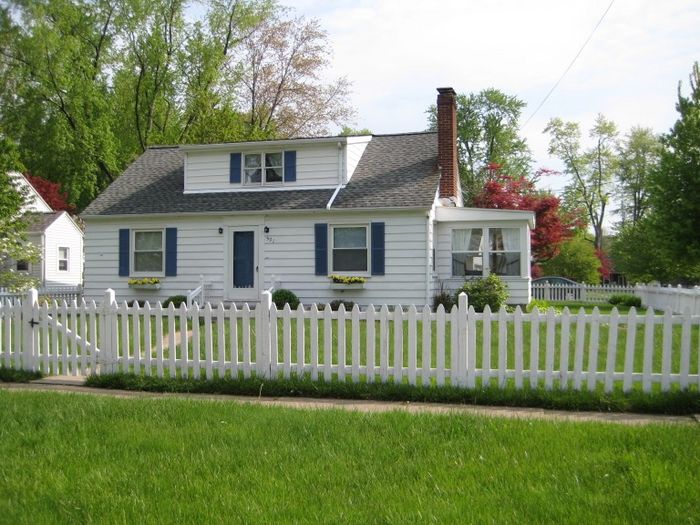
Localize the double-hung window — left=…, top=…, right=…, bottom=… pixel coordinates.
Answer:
left=58, top=247, right=69, bottom=271
left=489, top=228, right=521, bottom=276
left=451, top=228, right=483, bottom=276
left=132, top=230, right=164, bottom=274
left=16, top=260, right=29, bottom=272
left=332, top=226, right=368, bottom=273
left=243, top=152, right=283, bottom=185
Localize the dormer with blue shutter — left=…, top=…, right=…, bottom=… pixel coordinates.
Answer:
left=181, top=136, right=371, bottom=193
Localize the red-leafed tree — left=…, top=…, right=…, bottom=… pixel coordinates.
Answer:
left=473, top=164, right=582, bottom=271
left=595, top=248, right=613, bottom=282
left=25, top=174, right=76, bottom=213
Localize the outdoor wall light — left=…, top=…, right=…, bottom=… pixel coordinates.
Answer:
left=218, top=227, right=223, bottom=234
left=264, top=226, right=270, bottom=233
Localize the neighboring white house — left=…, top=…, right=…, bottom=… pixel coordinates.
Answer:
left=4, top=173, right=84, bottom=287
left=81, top=87, right=535, bottom=306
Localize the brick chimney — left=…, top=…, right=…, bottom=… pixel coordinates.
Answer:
left=436, top=87, right=460, bottom=200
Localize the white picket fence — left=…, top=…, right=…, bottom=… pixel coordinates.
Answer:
left=532, top=282, right=635, bottom=303
left=636, top=284, right=700, bottom=315
left=1, top=288, right=699, bottom=393
left=0, top=285, right=83, bottom=305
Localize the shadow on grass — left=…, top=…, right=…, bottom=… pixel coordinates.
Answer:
left=86, top=372, right=700, bottom=416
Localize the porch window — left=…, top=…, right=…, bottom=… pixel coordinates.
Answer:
left=243, top=152, right=284, bottom=185
left=451, top=228, right=483, bottom=276
left=132, top=230, right=164, bottom=274
left=16, top=260, right=29, bottom=272
left=490, top=228, right=521, bottom=276
left=58, top=247, right=69, bottom=271
left=332, top=226, right=368, bottom=273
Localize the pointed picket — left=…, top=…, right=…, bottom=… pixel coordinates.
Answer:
left=422, top=305, right=432, bottom=386
left=642, top=307, right=655, bottom=392
left=436, top=304, right=446, bottom=386
left=310, top=304, right=319, bottom=380
left=407, top=305, right=417, bottom=386
left=482, top=305, right=492, bottom=387
left=559, top=307, right=570, bottom=389
left=513, top=306, right=524, bottom=389
left=241, top=303, right=251, bottom=378
left=178, top=303, right=188, bottom=378
left=337, top=304, right=346, bottom=381
left=604, top=308, right=620, bottom=393
left=323, top=304, right=332, bottom=381
left=379, top=305, right=390, bottom=383
left=661, top=307, right=673, bottom=392
left=622, top=307, right=637, bottom=392
left=572, top=308, right=586, bottom=390
left=393, top=305, right=404, bottom=383
left=544, top=307, right=556, bottom=390
left=498, top=306, right=508, bottom=388
left=168, top=303, right=178, bottom=377
left=217, top=303, right=226, bottom=378
left=679, top=309, right=691, bottom=389
left=228, top=304, right=238, bottom=378
left=296, top=304, right=305, bottom=377
left=351, top=304, right=361, bottom=382
left=283, top=304, right=292, bottom=379
left=366, top=305, right=376, bottom=383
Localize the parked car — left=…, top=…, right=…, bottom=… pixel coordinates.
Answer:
left=532, top=276, right=582, bottom=300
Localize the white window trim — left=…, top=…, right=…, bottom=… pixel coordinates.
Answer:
left=58, top=247, right=69, bottom=272
left=131, top=229, right=165, bottom=277
left=450, top=227, right=523, bottom=278
left=242, top=151, right=285, bottom=187
left=329, top=224, right=370, bottom=276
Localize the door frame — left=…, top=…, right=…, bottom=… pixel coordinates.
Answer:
left=225, top=225, right=262, bottom=302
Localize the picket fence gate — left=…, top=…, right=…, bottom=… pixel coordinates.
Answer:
left=1, top=288, right=699, bottom=393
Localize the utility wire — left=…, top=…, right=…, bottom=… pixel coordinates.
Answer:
left=523, top=0, right=615, bottom=128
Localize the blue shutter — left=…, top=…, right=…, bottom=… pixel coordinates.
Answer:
left=230, top=153, right=241, bottom=183
left=284, top=150, right=296, bottom=182
left=371, top=222, right=385, bottom=276
left=165, top=228, right=177, bottom=277
left=118, top=229, right=130, bottom=277
left=314, top=223, right=328, bottom=276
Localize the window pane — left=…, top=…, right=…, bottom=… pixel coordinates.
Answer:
left=59, top=260, right=68, bottom=271
left=135, top=231, right=162, bottom=250
left=491, top=228, right=520, bottom=251
left=333, top=249, right=368, bottom=272
left=265, top=167, right=283, bottom=182
left=265, top=152, right=282, bottom=167
left=59, top=247, right=69, bottom=259
left=452, top=253, right=483, bottom=276
left=452, top=229, right=482, bottom=252
left=134, top=252, right=163, bottom=272
left=333, top=227, right=366, bottom=249
left=244, top=154, right=261, bottom=168
left=490, top=253, right=520, bottom=276
left=16, top=260, right=28, bottom=271
left=245, top=168, right=261, bottom=183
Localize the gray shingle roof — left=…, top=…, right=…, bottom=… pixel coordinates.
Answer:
left=26, top=212, right=62, bottom=233
left=82, top=132, right=438, bottom=216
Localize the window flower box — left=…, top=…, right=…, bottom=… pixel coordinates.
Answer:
left=128, top=278, right=161, bottom=290
left=329, top=275, right=366, bottom=290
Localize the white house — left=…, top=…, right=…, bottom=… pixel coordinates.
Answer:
left=82, top=87, right=534, bottom=306
left=5, top=173, right=84, bottom=287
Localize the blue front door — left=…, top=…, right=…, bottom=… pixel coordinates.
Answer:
left=233, top=231, right=255, bottom=288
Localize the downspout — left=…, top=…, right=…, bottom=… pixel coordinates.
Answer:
left=326, top=141, right=344, bottom=210
left=425, top=212, right=431, bottom=306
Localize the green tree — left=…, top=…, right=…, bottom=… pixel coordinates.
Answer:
left=426, top=88, right=532, bottom=203
left=0, top=133, right=40, bottom=290
left=610, top=220, right=677, bottom=283
left=545, top=114, right=618, bottom=251
left=0, top=0, right=354, bottom=209
left=539, top=235, right=601, bottom=284
left=616, top=127, right=661, bottom=226
left=645, top=62, right=700, bottom=282
left=339, top=126, right=372, bottom=136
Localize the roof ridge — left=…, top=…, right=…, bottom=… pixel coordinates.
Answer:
left=371, top=131, right=437, bottom=137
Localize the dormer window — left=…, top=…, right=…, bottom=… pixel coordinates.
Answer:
left=244, top=152, right=284, bottom=185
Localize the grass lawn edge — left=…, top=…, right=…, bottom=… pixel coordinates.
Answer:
left=85, top=372, right=700, bottom=416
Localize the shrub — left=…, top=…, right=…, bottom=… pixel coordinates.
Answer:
left=609, top=294, right=642, bottom=307
left=164, top=295, right=187, bottom=308
left=455, top=274, right=508, bottom=312
left=329, top=299, right=355, bottom=311
left=432, top=292, right=455, bottom=312
left=526, top=299, right=550, bottom=312
left=272, top=289, right=300, bottom=310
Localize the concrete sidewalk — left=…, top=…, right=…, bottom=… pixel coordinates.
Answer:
left=1, top=377, right=697, bottom=426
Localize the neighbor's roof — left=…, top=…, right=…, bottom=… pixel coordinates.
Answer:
left=82, top=132, right=439, bottom=216
left=26, top=211, right=63, bottom=233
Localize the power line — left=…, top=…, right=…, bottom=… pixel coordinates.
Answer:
left=523, top=0, right=615, bottom=128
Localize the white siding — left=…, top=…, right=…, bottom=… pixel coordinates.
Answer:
left=9, top=172, right=52, bottom=213
left=184, top=143, right=342, bottom=193
left=434, top=220, right=531, bottom=305
left=345, top=137, right=371, bottom=182
left=43, top=214, right=83, bottom=286
left=83, top=211, right=431, bottom=307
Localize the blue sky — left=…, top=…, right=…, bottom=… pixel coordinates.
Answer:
left=287, top=0, right=699, bottom=203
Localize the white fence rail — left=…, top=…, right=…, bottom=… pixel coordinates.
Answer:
left=1, top=288, right=699, bottom=393
left=532, top=283, right=635, bottom=303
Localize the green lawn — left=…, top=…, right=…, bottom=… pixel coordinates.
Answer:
left=0, top=390, right=697, bottom=524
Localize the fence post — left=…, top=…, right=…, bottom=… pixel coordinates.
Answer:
left=21, top=288, right=38, bottom=372
left=257, top=290, right=272, bottom=378
left=457, top=292, right=468, bottom=387
left=100, top=289, right=116, bottom=375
